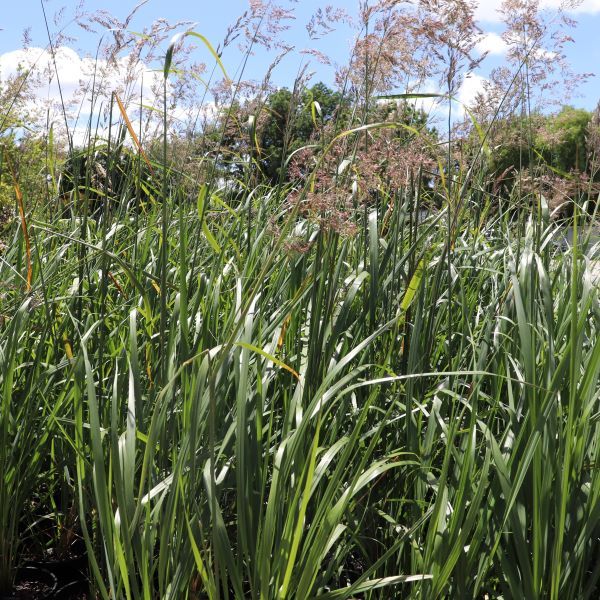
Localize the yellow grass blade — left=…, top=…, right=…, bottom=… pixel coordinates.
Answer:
left=5, top=150, right=32, bottom=292
left=113, top=92, right=155, bottom=176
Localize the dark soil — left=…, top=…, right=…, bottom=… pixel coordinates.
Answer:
left=2, top=551, right=90, bottom=600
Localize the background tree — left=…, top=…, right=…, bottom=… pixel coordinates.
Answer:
left=257, top=82, right=351, bottom=182
left=201, top=82, right=351, bottom=184
left=536, top=106, right=590, bottom=174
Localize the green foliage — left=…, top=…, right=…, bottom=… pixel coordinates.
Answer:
left=2, top=128, right=600, bottom=597
left=0, top=140, right=17, bottom=214
left=536, top=106, right=591, bottom=173
left=484, top=114, right=537, bottom=177
left=0, top=135, right=49, bottom=232
left=1, top=17, right=600, bottom=599
left=57, top=141, right=163, bottom=218
left=484, top=107, right=593, bottom=183
left=201, top=83, right=352, bottom=184
left=257, top=82, right=350, bottom=182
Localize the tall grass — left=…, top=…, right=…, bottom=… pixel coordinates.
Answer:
left=1, top=22, right=600, bottom=600
left=2, top=145, right=600, bottom=597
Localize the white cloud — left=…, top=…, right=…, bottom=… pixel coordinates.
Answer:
left=458, top=73, right=487, bottom=108
left=542, top=0, right=600, bottom=13
left=0, top=46, right=216, bottom=145
left=1, top=46, right=100, bottom=104
left=411, top=79, right=444, bottom=114
left=475, top=0, right=503, bottom=24
left=533, top=47, right=558, bottom=60
left=475, top=0, right=600, bottom=23
left=0, top=46, right=164, bottom=139
left=476, top=32, right=508, bottom=56
left=385, top=75, right=487, bottom=122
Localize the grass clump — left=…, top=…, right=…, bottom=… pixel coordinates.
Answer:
left=1, top=2, right=600, bottom=598
left=2, top=148, right=600, bottom=598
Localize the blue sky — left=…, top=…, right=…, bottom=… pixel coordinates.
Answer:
left=0, top=1, right=349, bottom=91
left=1, top=0, right=599, bottom=129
